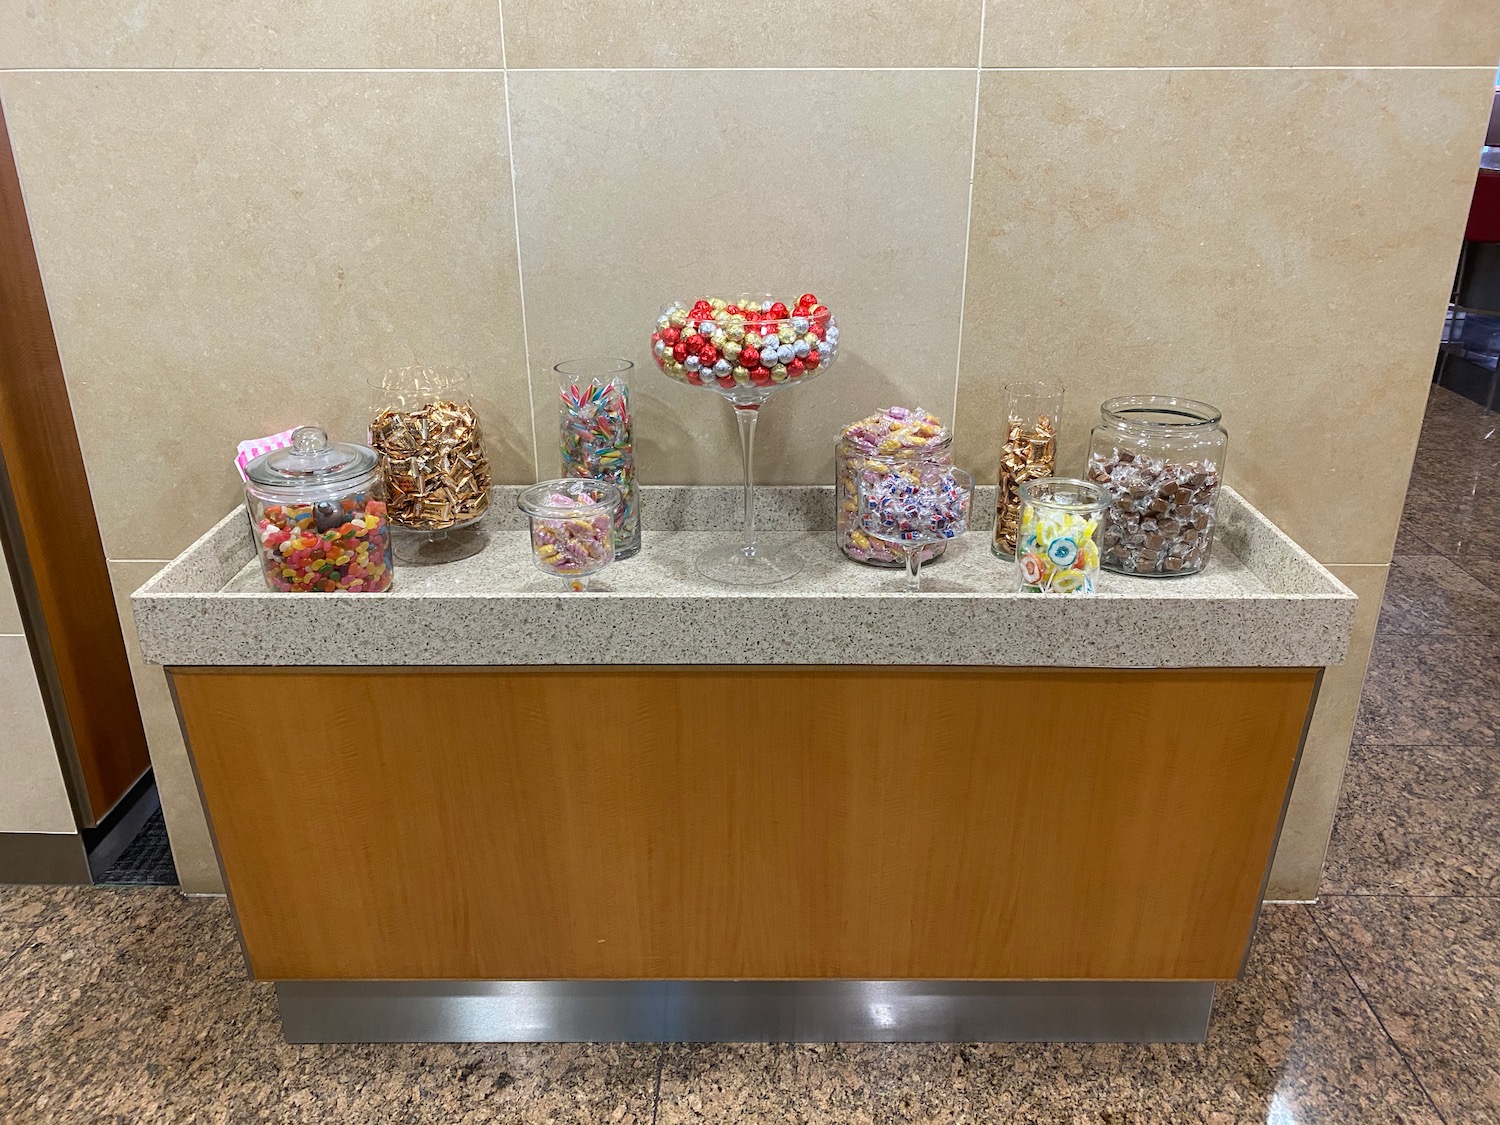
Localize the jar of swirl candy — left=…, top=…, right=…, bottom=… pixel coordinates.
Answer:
left=556, top=358, right=640, bottom=559
left=836, top=406, right=953, bottom=566
left=518, top=479, right=621, bottom=592
left=243, top=426, right=394, bottom=593
left=1015, top=478, right=1106, bottom=595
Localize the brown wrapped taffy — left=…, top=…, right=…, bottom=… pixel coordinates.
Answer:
left=992, top=381, right=1063, bottom=558
left=368, top=368, right=493, bottom=531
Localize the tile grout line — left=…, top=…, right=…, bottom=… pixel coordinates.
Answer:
left=0, top=65, right=1496, bottom=74
left=1307, top=901, right=1451, bottom=1125
left=949, top=2, right=986, bottom=429
left=496, top=0, right=540, bottom=480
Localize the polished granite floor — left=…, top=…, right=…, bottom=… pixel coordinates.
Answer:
left=1, top=387, right=1498, bottom=1124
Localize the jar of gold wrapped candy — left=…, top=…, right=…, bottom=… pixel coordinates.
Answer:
left=368, top=367, right=493, bottom=535
left=836, top=406, right=952, bottom=566
left=992, top=380, right=1062, bottom=559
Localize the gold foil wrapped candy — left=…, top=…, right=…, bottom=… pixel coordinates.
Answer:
left=369, top=377, right=493, bottom=531
left=994, top=413, right=1057, bottom=555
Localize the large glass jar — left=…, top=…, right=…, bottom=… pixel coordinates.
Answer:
left=556, top=357, right=640, bottom=560
left=243, top=425, right=394, bottom=593
left=836, top=406, right=952, bottom=566
left=1085, top=395, right=1228, bottom=576
left=368, top=367, right=493, bottom=531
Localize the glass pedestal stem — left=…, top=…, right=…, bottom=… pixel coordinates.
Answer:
left=905, top=543, right=924, bottom=592
left=734, top=403, right=760, bottom=556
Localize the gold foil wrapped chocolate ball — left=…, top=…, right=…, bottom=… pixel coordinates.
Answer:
left=368, top=368, right=493, bottom=531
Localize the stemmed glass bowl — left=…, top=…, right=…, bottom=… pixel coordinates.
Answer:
left=650, top=294, right=840, bottom=585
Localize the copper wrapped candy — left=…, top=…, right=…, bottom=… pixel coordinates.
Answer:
left=992, top=381, right=1062, bottom=558
left=368, top=368, right=493, bottom=531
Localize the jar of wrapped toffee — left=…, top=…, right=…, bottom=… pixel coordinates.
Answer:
left=1085, top=395, right=1227, bottom=577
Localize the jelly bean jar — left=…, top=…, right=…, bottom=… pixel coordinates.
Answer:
left=517, top=479, right=622, bottom=592
left=1015, top=478, right=1106, bottom=595
left=1085, top=395, right=1228, bottom=577
left=243, top=425, right=394, bottom=593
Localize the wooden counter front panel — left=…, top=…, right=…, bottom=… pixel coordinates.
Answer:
left=172, top=666, right=1316, bottom=982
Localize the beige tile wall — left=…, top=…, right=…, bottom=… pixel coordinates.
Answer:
left=1, top=1, right=1495, bottom=898
left=0, top=539, right=77, bottom=835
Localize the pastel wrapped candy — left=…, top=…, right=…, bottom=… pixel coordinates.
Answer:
left=837, top=406, right=953, bottom=566
left=856, top=457, right=974, bottom=592
left=517, top=480, right=621, bottom=592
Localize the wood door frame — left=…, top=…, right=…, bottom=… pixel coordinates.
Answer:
left=0, top=93, right=150, bottom=824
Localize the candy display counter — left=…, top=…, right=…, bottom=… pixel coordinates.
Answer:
left=134, top=484, right=1353, bottom=1045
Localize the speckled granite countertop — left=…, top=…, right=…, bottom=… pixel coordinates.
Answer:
left=132, top=485, right=1354, bottom=668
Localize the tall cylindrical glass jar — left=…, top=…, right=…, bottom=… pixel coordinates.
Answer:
left=835, top=406, right=952, bottom=566
left=1085, top=395, right=1228, bottom=576
left=992, top=380, right=1063, bottom=558
left=555, top=358, right=640, bottom=560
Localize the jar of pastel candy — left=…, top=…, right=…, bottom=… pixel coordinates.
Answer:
left=1015, top=478, right=1106, bottom=595
left=517, top=479, right=622, bottom=592
left=1085, top=395, right=1228, bottom=576
left=243, top=425, right=394, bottom=593
left=836, top=406, right=953, bottom=566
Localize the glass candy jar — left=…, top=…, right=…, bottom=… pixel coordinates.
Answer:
left=836, top=406, right=952, bottom=566
left=368, top=367, right=493, bottom=532
left=1015, top=478, right=1106, bottom=595
left=243, top=425, right=394, bottom=593
left=517, top=479, right=621, bottom=592
left=857, top=456, right=974, bottom=592
left=556, top=358, right=640, bottom=559
left=1086, top=396, right=1228, bottom=577
left=992, top=380, right=1063, bottom=559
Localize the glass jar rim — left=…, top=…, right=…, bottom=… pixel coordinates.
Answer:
left=366, top=365, right=472, bottom=395
left=517, top=479, right=622, bottom=517
left=555, top=357, right=634, bottom=380
left=1100, top=394, right=1221, bottom=428
left=1019, top=476, right=1108, bottom=512
left=838, top=406, right=952, bottom=453
left=656, top=296, right=834, bottom=328
left=1003, top=379, right=1064, bottom=397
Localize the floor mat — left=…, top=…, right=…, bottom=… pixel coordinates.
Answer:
left=97, top=808, right=179, bottom=887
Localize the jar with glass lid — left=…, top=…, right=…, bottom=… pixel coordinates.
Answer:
left=243, top=425, right=395, bottom=593
left=1085, top=395, right=1227, bottom=577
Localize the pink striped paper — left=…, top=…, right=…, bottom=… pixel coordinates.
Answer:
left=234, top=427, right=300, bottom=481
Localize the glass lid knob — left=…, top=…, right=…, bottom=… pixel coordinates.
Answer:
left=290, top=425, right=329, bottom=455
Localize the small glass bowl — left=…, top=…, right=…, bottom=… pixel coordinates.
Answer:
left=517, top=479, right=622, bottom=592
left=1015, top=478, right=1107, bottom=595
